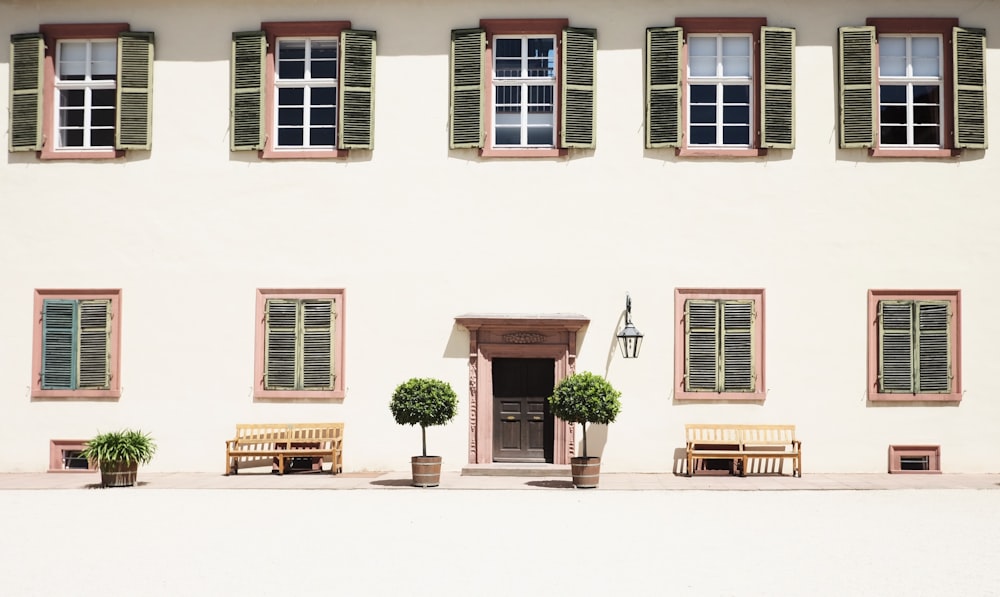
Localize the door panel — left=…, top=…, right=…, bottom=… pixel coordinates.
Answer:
left=492, top=358, right=554, bottom=462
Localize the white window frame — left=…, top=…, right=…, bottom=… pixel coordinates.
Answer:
left=686, top=33, right=753, bottom=148
left=877, top=34, right=943, bottom=148
left=273, top=36, right=338, bottom=150
left=491, top=34, right=557, bottom=148
left=54, top=39, right=117, bottom=151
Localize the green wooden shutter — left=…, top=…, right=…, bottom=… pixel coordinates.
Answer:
left=231, top=31, right=265, bottom=151
left=116, top=32, right=154, bottom=150
left=41, top=300, right=77, bottom=390
left=685, top=300, right=718, bottom=391
left=878, top=300, right=914, bottom=393
left=645, top=27, right=682, bottom=148
left=838, top=26, right=875, bottom=148
left=9, top=33, right=44, bottom=151
left=301, top=299, right=335, bottom=390
left=953, top=27, right=987, bottom=149
left=339, top=29, right=376, bottom=149
left=721, top=301, right=754, bottom=392
left=264, top=299, right=297, bottom=390
left=916, top=301, right=951, bottom=393
left=760, top=27, right=795, bottom=149
left=78, top=300, right=111, bottom=389
left=561, top=27, right=597, bottom=149
left=450, top=28, right=484, bottom=149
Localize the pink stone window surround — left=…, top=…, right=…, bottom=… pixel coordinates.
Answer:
left=675, top=18, right=767, bottom=158
left=261, top=21, right=351, bottom=159
left=674, top=288, right=766, bottom=401
left=867, top=289, right=961, bottom=403
left=48, top=439, right=96, bottom=472
left=480, top=18, right=570, bottom=158
left=254, top=288, right=346, bottom=401
left=888, top=444, right=941, bottom=473
left=38, top=23, right=130, bottom=160
left=867, top=18, right=959, bottom=158
left=31, top=289, right=122, bottom=400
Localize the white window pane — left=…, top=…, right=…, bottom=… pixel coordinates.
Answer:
left=60, top=42, right=87, bottom=62
left=880, top=57, right=907, bottom=77
left=912, top=57, right=939, bottom=77
left=722, top=56, right=750, bottom=78
left=689, top=56, right=716, bottom=77
left=722, top=37, right=750, bottom=58
left=880, top=37, right=906, bottom=56
left=911, top=37, right=939, bottom=58
left=688, top=37, right=716, bottom=58
left=527, top=112, right=553, bottom=125
left=495, top=112, right=521, bottom=126
left=91, top=41, right=117, bottom=76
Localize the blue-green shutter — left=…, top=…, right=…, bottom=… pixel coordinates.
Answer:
left=41, top=300, right=77, bottom=389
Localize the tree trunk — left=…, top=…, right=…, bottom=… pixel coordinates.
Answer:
left=421, top=425, right=427, bottom=457
left=581, top=423, right=588, bottom=458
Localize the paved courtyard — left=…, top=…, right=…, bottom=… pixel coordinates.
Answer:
left=1, top=472, right=998, bottom=596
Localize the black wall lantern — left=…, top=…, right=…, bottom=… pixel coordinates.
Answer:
left=616, top=294, right=643, bottom=359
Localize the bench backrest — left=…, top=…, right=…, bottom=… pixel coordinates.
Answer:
left=685, top=424, right=743, bottom=445
left=233, top=423, right=344, bottom=447
left=686, top=424, right=796, bottom=447
left=739, top=424, right=795, bottom=447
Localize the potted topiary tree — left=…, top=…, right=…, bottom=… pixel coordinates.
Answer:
left=548, top=372, right=622, bottom=488
left=389, top=377, right=458, bottom=487
left=80, top=429, right=157, bottom=488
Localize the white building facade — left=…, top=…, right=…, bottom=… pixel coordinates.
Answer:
left=2, top=0, right=998, bottom=474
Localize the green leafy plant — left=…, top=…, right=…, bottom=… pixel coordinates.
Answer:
left=548, top=372, right=622, bottom=458
left=80, top=429, right=157, bottom=468
left=389, top=378, right=458, bottom=457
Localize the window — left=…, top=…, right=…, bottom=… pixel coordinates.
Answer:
left=231, top=22, right=375, bottom=157
left=32, top=289, right=122, bottom=399
left=674, top=289, right=765, bottom=401
left=254, top=289, right=345, bottom=400
left=839, top=20, right=986, bottom=154
left=867, top=290, right=961, bottom=402
left=49, top=440, right=97, bottom=472
left=9, top=24, right=154, bottom=158
left=646, top=19, right=794, bottom=154
left=450, top=19, right=596, bottom=156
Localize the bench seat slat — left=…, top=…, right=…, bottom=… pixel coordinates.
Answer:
left=226, top=423, right=344, bottom=475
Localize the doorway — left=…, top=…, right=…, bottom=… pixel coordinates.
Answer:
left=492, top=358, right=555, bottom=463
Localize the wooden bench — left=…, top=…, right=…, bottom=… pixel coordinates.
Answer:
left=685, top=424, right=801, bottom=477
left=225, top=423, right=344, bottom=475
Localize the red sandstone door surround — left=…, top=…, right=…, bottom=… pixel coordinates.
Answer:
left=455, top=314, right=589, bottom=465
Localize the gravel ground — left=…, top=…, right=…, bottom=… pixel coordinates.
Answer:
left=2, top=489, right=998, bottom=596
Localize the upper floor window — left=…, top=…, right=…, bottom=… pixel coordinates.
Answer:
left=645, top=19, right=795, bottom=154
left=838, top=19, right=986, bottom=155
left=231, top=22, right=375, bottom=158
left=450, top=19, right=596, bottom=156
left=9, top=24, right=154, bottom=158
left=274, top=37, right=339, bottom=149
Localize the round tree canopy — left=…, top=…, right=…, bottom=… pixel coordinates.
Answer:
left=390, top=377, right=458, bottom=429
left=548, top=372, right=622, bottom=425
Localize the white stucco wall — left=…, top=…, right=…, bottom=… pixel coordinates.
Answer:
left=2, top=0, right=998, bottom=473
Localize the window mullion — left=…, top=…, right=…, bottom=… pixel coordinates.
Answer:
left=715, top=301, right=725, bottom=392
left=294, top=300, right=305, bottom=390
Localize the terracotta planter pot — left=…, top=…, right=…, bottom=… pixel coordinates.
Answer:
left=100, top=461, right=139, bottom=488
left=411, top=456, right=442, bottom=487
left=570, top=456, right=601, bottom=489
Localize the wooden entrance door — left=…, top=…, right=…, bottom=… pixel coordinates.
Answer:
left=492, top=358, right=555, bottom=462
